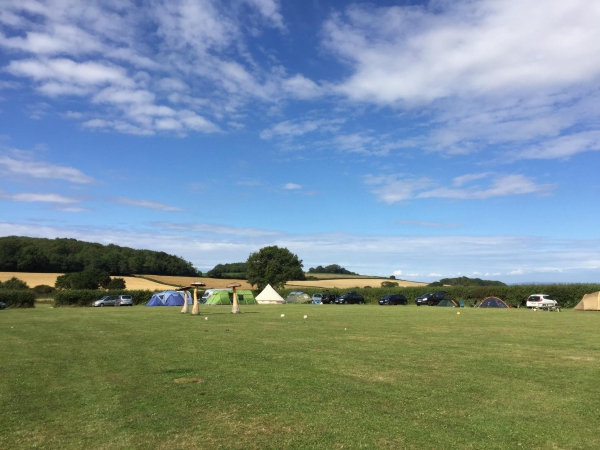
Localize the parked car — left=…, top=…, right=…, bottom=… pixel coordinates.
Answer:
left=415, top=291, right=448, bottom=306
left=335, top=291, right=365, bottom=304
left=321, top=293, right=338, bottom=304
left=312, top=293, right=324, bottom=303
left=92, top=296, right=118, bottom=307
left=525, top=294, right=558, bottom=309
left=0, top=301, right=6, bottom=310
left=378, top=294, right=408, bottom=305
left=116, top=295, right=133, bottom=306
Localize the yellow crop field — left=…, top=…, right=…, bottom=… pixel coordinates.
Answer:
left=0, top=272, right=167, bottom=291
left=143, top=275, right=254, bottom=289
left=287, top=278, right=427, bottom=289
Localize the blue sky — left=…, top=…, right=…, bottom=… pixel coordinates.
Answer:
left=1, top=0, right=600, bottom=283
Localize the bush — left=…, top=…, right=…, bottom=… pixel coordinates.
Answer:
left=33, top=284, right=55, bottom=295
left=106, top=278, right=126, bottom=289
left=54, top=289, right=157, bottom=307
left=0, top=289, right=36, bottom=308
left=381, top=281, right=399, bottom=288
left=0, top=277, right=30, bottom=290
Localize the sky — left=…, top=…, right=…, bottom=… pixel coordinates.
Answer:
left=1, top=0, right=600, bottom=283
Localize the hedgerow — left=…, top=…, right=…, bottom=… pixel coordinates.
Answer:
left=0, top=290, right=36, bottom=308
left=276, top=284, right=600, bottom=307
left=54, top=289, right=157, bottom=307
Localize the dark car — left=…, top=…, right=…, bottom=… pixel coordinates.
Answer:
left=335, top=291, right=365, bottom=305
left=378, top=294, right=408, bottom=305
left=321, top=293, right=338, bottom=304
left=0, top=301, right=6, bottom=310
left=415, top=291, right=448, bottom=306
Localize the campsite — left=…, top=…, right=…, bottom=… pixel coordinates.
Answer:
left=2, top=303, right=600, bottom=449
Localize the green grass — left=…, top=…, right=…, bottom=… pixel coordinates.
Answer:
left=1, top=305, right=599, bottom=449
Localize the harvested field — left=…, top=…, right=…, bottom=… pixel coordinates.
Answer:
left=143, top=275, right=253, bottom=289
left=288, top=278, right=427, bottom=288
left=0, top=272, right=166, bottom=291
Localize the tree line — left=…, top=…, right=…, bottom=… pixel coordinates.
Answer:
left=428, top=276, right=506, bottom=287
left=0, top=236, right=199, bottom=276
left=307, top=264, right=357, bottom=275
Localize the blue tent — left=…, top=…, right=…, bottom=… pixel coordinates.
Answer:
left=146, top=291, right=187, bottom=307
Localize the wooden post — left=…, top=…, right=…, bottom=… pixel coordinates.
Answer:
left=231, top=287, right=240, bottom=314
left=191, top=288, right=199, bottom=315
left=181, top=290, right=189, bottom=314
left=227, top=282, right=242, bottom=314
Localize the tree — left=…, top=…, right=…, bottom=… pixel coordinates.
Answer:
left=0, top=277, right=30, bottom=290
left=246, top=246, right=305, bottom=290
left=106, top=277, right=126, bottom=290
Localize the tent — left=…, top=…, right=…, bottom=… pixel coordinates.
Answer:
left=256, top=284, right=284, bottom=304
left=573, top=291, right=600, bottom=311
left=478, top=297, right=508, bottom=308
left=437, top=299, right=457, bottom=307
left=205, top=289, right=256, bottom=305
left=285, top=291, right=311, bottom=304
left=146, top=290, right=187, bottom=307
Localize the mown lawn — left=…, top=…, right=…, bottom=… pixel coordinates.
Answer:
left=1, top=305, right=599, bottom=449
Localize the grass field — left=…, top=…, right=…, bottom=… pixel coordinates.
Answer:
left=1, top=305, right=599, bottom=449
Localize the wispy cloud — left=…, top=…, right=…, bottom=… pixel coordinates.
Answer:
left=112, top=197, right=183, bottom=212
left=283, top=183, right=302, bottom=190
left=366, top=173, right=554, bottom=204
left=0, top=0, right=317, bottom=136
left=260, top=118, right=344, bottom=140
left=0, top=190, right=79, bottom=204
left=153, top=221, right=281, bottom=237
left=0, top=153, right=95, bottom=183
left=323, top=0, right=600, bottom=160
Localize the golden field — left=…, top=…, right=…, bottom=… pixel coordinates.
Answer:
left=144, top=275, right=253, bottom=289
left=0, top=272, right=167, bottom=290
left=2, top=272, right=427, bottom=291
left=288, top=278, right=427, bottom=289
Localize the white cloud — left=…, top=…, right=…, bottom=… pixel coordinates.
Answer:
left=112, top=197, right=183, bottom=212
left=323, top=0, right=600, bottom=160
left=283, top=183, right=302, bottom=190
left=0, top=153, right=95, bottom=183
left=509, top=269, right=525, bottom=275
left=392, top=270, right=402, bottom=276
left=0, top=191, right=79, bottom=204
left=0, top=0, right=317, bottom=135
left=260, top=118, right=344, bottom=140
left=367, top=173, right=554, bottom=204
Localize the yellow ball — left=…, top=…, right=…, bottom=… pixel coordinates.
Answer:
left=457, top=312, right=461, bottom=315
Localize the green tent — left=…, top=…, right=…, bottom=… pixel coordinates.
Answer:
left=437, top=299, right=457, bottom=307
left=205, top=290, right=257, bottom=305
left=285, top=291, right=311, bottom=304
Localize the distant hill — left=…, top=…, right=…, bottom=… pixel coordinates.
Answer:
left=307, top=264, right=358, bottom=276
left=0, top=236, right=199, bottom=276
left=428, top=276, right=506, bottom=287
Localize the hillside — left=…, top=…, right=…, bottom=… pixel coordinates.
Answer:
left=0, top=236, right=199, bottom=276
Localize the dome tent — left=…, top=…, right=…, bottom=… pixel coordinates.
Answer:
left=573, top=291, right=600, bottom=311
left=146, top=291, right=187, bottom=307
left=437, top=299, right=458, bottom=307
left=256, top=284, right=284, bottom=304
left=205, top=289, right=256, bottom=305
left=285, top=291, right=311, bottom=304
left=478, top=297, right=508, bottom=308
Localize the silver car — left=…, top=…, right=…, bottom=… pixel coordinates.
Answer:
left=92, top=296, right=118, bottom=307
left=116, top=295, right=133, bottom=306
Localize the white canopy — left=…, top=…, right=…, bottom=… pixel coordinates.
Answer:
left=255, top=284, right=284, bottom=304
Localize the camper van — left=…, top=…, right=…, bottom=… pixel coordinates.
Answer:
left=201, top=288, right=230, bottom=304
